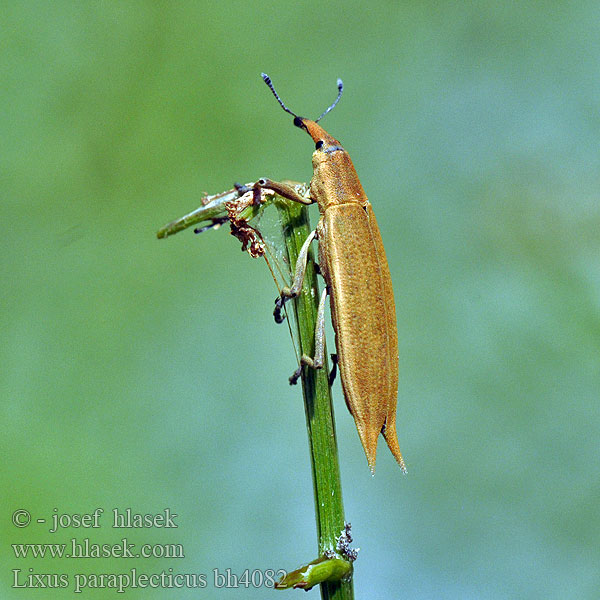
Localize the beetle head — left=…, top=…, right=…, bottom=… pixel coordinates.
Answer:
left=261, top=73, right=344, bottom=151
left=293, top=117, right=343, bottom=153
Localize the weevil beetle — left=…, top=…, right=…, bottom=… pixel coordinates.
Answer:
left=258, top=74, right=406, bottom=473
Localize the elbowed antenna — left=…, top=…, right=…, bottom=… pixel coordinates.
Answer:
left=260, top=73, right=344, bottom=123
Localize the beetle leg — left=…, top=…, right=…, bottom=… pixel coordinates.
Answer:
left=253, top=178, right=313, bottom=205
left=273, top=229, right=317, bottom=323
left=252, top=178, right=314, bottom=324
left=287, top=287, right=329, bottom=385
left=309, top=286, right=329, bottom=369
left=288, top=229, right=318, bottom=297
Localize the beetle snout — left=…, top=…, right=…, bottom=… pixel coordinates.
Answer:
left=297, top=118, right=343, bottom=150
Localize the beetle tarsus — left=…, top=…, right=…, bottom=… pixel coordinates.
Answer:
left=289, top=365, right=302, bottom=385
left=274, top=295, right=289, bottom=324
left=234, top=182, right=251, bottom=196
left=194, top=217, right=228, bottom=234
left=274, top=286, right=298, bottom=324
left=328, top=353, right=338, bottom=385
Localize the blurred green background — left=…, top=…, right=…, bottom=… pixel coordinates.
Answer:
left=2, top=2, right=599, bottom=598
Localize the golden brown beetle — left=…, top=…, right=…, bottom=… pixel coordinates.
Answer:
left=259, top=74, right=406, bottom=473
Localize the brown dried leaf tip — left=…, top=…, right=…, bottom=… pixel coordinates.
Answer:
left=226, top=189, right=273, bottom=258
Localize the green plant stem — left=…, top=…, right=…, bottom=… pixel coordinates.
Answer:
left=275, top=200, right=355, bottom=600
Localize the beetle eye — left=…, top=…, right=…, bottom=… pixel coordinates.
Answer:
left=315, top=140, right=324, bottom=150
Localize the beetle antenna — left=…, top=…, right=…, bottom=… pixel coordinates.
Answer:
left=315, top=78, right=343, bottom=122
left=261, top=73, right=298, bottom=118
